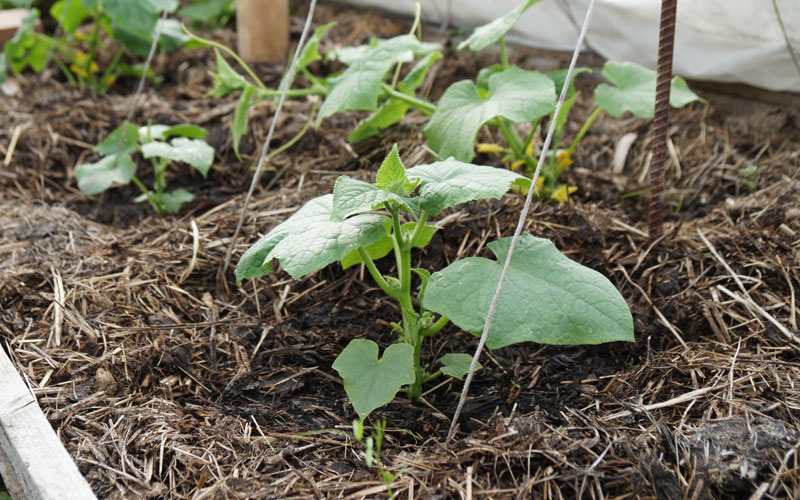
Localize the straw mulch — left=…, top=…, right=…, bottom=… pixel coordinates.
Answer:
left=1, top=4, right=799, bottom=499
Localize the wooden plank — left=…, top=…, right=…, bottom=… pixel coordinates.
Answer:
left=0, top=347, right=96, bottom=500
left=0, top=8, right=40, bottom=45
left=236, top=0, right=289, bottom=63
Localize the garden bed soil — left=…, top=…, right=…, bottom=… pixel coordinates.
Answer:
left=1, top=3, right=800, bottom=498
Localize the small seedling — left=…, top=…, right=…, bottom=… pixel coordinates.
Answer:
left=75, top=122, right=215, bottom=215
left=237, top=145, right=633, bottom=419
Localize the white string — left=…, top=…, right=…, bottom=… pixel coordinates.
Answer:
left=223, top=0, right=319, bottom=273
left=446, top=0, right=599, bottom=443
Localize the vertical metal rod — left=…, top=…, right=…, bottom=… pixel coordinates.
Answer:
left=648, top=0, right=677, bottom=238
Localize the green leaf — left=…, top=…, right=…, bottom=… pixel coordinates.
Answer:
left=424, top=67, right=555, bottom=161
left=103, top=0, right=160, bottom=40
left=51, top=0, right=90, bottom=34
left=232, top=85, right=257, bottom=160
left=140, top=138, right=215, bottom=176
left=179, top=0, right=233, bottom=22
left=340, top=222, right=438, bottom=269
left=376, top=144, right=411, bottom=195
left=332, top=340, right=415, bottom=420
left=332, top=176, right=420, bottom=220
left=96, top=122, right=140, bottom=156
left=234, top=194, right=387, bottom=281
left=547, top=67, right=590, bottom=98
left=297, top=22, right=335, bottom=71
left=161, top=188, right=194, bottom=213
left=348, top=51, right=442, bottom=143
left=163, top=124, right=208, bottom=139
left=75, top=154, right=136, bottom=195
left=156, top=18, right=190, bottom=52
left=209, top=49, right=250, bottom=96
left=437, top=353, right=481, bottom=380
left=317, top=35, right=439, bottom=125
left=406, top=159, right=528, bottom=216
left=424, top=234, right=635, bottom=349
left=457, top=0, right=543, bottom=52
left=594, top=61, right=702, bottom=119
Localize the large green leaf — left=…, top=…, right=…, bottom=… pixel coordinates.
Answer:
left=332, top=340, right=415, bottom=420
left=424, top=234, right=634, bottom=349
left=424, top=67, right=555, bottom=161
left=234, top=194, right=387, bottom=281
left=317, top=35, right=439, bottom=125
left=75, top=154, right=136, bottom=195
left=103, top=0, right=161, bottom=40
left=178, top=0, right=233, bottom=22
left=140, top=137, right=215, bottom=176
left=457, top=0, right=543, bottom=52
left=332, top=176, right=419, bottom=220
left=406, top=159, right=528, bottom=216
left=348, top=51, right=442, bottom=143
left=594, top=61, right=702, bottom=118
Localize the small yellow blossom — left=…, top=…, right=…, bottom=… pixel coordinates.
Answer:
left=70, top=63, right=88, bottom=78
left=73, top=51, right=89, bottom=63
left=477, top=143, right=505, bottom=154
left=550, top=184, right=578, bottom=204
left=533, top=176, right=545, bottom=195
left=556, top=150, right=573, bottom=169
left=104, top=74, right=117, bottom=86
left=74, top=32, right=87, bottom=42
left=510, top=159, right=526, bottom=170
left=88, top=61, right=99, bottom=74
left=525, top=140, right=534, bottom=156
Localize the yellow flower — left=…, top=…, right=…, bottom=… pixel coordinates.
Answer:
left=550, top=184, right=578, bottom=204
left=70, top=63, right=88, bottom=78
left=88, top=61, right=99, bottom=74
left=74, top=32, right=87, bottom=42
left=556, top=150, right=573, bottom=169
left=477, top=143, right=505, bottom=154
left=73, top=51, right=89, bottom=64
left=525, top=140, right=534, bottom=156
left=510, top=159, right=526, bottom=170
left=533, top=176, right=545, bottom=195
left=104, top=75, right=117, bottom=86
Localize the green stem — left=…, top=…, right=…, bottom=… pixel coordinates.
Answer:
left=499, top=36, right=509, bottom=68
left=521, top=117, right=541, bottom=156
left=358, top=248, right=398, bottom=299
left=407, top=211, right=429, bottom=248
left=130, top=175, right=163, bottom=215
left=256, top=86, right=324, bottom=99
left=420, top=315, right=449, bottom=336
left=264, top=99, right=320, bottom=163
left=567, top=106, right=602, bottom=156
left=380, top=84, right=436, bottom=115
left=495, top=118, right=524, bottom=159
left=53, top=56, right=77, bottom=86
left=98, top=48, right=125, bottom=92
left=181, top=23, right=268, bottom=91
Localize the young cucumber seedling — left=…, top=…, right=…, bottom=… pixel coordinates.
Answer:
left=75, top=122, right=215, bottom=215
left=237, top=146, right=634, bottom=419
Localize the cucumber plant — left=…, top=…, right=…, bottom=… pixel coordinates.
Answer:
left=75, top=122, right=215, bottom=215
left=236, top=146, right=634, bottom=419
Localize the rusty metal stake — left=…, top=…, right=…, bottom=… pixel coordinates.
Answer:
left=648, top=0, right=677, bottom=238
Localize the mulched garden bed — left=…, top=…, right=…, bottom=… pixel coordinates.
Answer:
left=1, top=2, right=799, bottom=498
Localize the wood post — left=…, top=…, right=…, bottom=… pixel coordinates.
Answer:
left=236, top=0, right=289, bottom=63
left=0, top=347, right=97, bottom=500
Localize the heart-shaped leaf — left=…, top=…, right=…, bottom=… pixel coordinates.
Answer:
left=141, top=137, right=215, bottom=176
left=160, top=188, right=194, bottom=213
left=594, top=61, right=702, bottom=118
left=437, top=353, right=481, bottom=380
left=457, top=0, right=543, bottom=52
left=96, top=121, right=140, bottom=156
left=424, top=233, right=634, bottom=349
left=424, top=67, right=555, bottom=161
left=235, top=194, right=387, bottom=282
left=406, top=159, right=528, bottom=215
left=75, top=153, right=136, bottom=195
left=332, top=340, right=415, bottom=419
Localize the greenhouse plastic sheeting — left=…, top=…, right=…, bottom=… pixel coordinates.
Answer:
left=347, top=0, right=800, bottom=93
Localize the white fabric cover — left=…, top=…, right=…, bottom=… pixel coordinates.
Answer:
left=347, top=0, right=800, bottom=92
